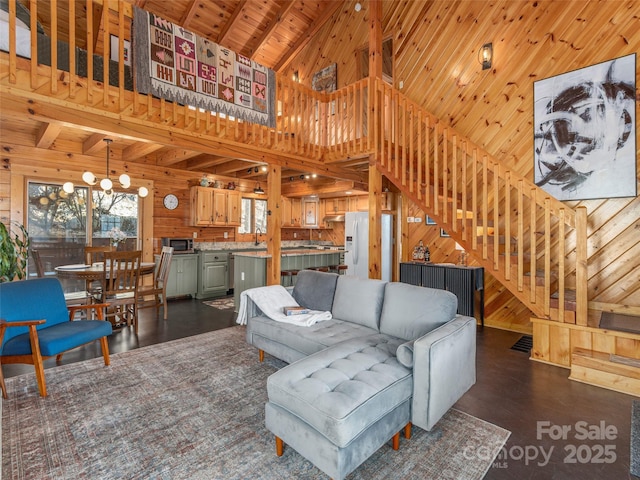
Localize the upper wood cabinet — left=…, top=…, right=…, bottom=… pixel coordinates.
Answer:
left=190, top=187, right=241, bottom=227
left=281, top=196, right=302, bottom=227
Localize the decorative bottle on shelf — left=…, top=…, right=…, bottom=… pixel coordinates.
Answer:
left=412, top=240, right=430, bottom=262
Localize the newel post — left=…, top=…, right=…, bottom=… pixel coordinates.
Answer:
left=575, top=206, right=588, bottom=326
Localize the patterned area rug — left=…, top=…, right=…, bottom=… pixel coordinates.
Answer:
left=202, top=297, right=235, bottom=310
left=2, top=327, right=510, bottom=479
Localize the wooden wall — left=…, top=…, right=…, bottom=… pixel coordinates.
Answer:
left=286, top=0, right=640, bottom=331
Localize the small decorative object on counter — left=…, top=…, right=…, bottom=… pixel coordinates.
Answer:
left=200, top=176, right=210, bottom=187
left=213, top=180, right=223, bottom=189
left=412, top=240, right=430, bottom=262
left=227, top=181, right=236, bottom=190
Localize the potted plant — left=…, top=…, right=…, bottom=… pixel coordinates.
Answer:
left=0, top=221, right=30, bottom=282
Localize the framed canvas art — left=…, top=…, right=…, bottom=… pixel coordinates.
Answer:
left=533, top=54, right=636, bottom=201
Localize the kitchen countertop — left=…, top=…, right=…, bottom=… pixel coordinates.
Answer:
left=233, top=248, right=346, bottom=259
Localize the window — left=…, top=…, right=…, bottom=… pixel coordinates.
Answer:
left=357, top=37, right=393, bottom=84
left=26, top=181, right=140, bottom=278
left=239, top=198, right=267, bottom=234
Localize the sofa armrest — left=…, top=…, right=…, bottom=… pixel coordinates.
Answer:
left=411, top=315, right=476, bottom=431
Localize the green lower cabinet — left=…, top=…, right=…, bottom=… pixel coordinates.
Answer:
left=162, top=254, right=198, bottom=299
left=197, top=252, right=229, bottom=299
left=233, top=255, right=267, bottom=311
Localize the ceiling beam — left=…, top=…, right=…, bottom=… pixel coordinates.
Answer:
left=217, top=0, right=248, bottom=47
left=185, top=155, right=237, bottom=170
left=35, top=122, right=62, bottom=149
left=274, top=1, right=344, bottom=72
left=122, top=141, right=164, bottom=161
left=156, top=148, right=202, bottom=166
left=82, top=133, right=107, bottom=155
left=2, top=91, right=365, bottom=183
left=250, top=1, right=297, bottom=58
left=180, top=0, right=199, bottom=27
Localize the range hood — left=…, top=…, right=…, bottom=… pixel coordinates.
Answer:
left=323, top=214, right=345, bottom=222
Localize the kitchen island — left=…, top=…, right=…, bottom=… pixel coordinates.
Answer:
left=233, top=249, right=342, bottom=311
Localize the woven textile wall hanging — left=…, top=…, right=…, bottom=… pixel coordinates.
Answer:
left=133, top=7, right=276, bottom=128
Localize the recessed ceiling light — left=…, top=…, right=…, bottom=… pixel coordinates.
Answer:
left=354, top=2, right=362, bottom=12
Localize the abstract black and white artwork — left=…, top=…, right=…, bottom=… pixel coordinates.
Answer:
left=533, top=54, right=636, bottom=201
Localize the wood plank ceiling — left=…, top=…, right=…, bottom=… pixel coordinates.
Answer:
left=8, top=0, right=346, bottom=187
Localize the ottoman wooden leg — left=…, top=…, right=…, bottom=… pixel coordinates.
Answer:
left=275, top=436, right=284, bottom=456
left=404, top=422, right=412, bottom=439
left=392, top=431, right=400, bottom=450
left=259, top=350, right=265, bottom=362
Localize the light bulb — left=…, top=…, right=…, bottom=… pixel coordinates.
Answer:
left=62, top=182, right=74, bottom=193
left=82, top=171, right=97, bottom=185
left=119, top=173, right=131, bottom=188
left=138, top=186, right=149, bottom=197
left=100, top=178, right=113, bottom=190
left=355, top=2, right=362, bottom=12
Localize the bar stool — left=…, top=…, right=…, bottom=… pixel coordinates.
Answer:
left=280, top=269, right=300, bottom=287
left=280, top=270, right=293, bottom=287
left=307, top=266, right=329, bottom=273
left=329, top=264, right=348, bottom=275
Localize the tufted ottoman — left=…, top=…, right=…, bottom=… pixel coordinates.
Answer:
left=265, top=335, right=413, bottom=480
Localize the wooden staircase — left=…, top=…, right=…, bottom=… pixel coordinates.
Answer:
left=359, top=79, right=639, bottom=397
left=364, top=78, right=587, bottom=326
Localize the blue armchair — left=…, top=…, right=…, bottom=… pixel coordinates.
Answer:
left=0, top=277, right=112, bottom=397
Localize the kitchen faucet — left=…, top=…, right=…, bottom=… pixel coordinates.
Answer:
left=255, top=228, right=262, bottom=246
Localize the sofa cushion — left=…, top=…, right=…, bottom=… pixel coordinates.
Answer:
left=379, top=283, right=458, bottom=341
left=247, top=315, right=378, bottom=360
left=266, top=334, right=410, bottom=448
left=331, top=276, right=387, bottom=330
left=292, top=270, right=338, bottom=312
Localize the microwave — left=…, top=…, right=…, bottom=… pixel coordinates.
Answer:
left=162, top=238, right=194, bottom=254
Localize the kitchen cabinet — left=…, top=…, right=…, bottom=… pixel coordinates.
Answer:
left=281, top=196, right=302, bottom=227
left=196, top=251, right=229, bottom=299
left=325, top=197, right=349, bottom=215
left=162, top=253, right=198, bottom=299
left=190, top=186, right=241, bottom=226
left=349, top=195, right=368, bottom=212
left=302, top=198, right=319, bottom=227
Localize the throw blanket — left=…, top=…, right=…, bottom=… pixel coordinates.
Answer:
left=236, top=285, right=332, bottom=327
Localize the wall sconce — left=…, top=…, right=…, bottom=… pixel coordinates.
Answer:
left=292, top=70, right=299, bottom=82
left=254, top=166, right=259, bottom=173
left=479, top=42, right=493, bottom=70
left=254, top=182, right=265, bottom=194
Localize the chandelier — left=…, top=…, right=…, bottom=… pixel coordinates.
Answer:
left=62, top=139, right=149, bottom=197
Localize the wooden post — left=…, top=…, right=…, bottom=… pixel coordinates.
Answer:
left=266, top=165, right=282, bottom=286
left=368, top=155, right=383, bottom=279
left=575, top=206, right=588, bottom=326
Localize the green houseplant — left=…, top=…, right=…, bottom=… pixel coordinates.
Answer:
left=0, top=221, right=30, bottom=282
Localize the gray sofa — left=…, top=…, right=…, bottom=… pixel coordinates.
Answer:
left=244, top=270, right=477, bottom=479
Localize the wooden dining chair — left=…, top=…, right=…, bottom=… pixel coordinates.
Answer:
left=84, top=245, right=116, bottom=297
left=101, top=250, right=142, bottom=333
left=138, top=246, right=174, bottom=320
left=84, top=245, right=116, bottom=265
left=31, top=249, right=93, bottom=312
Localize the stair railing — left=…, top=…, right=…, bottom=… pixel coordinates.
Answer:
left=369, top=78, right=588, bottom=324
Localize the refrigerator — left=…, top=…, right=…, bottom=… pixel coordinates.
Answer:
left=344, top=211, right=393, bottom=281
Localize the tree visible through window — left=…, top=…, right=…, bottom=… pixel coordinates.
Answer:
left=239, top=198, right=267, bottom=234
left=26, top=181, right=140, bottom=279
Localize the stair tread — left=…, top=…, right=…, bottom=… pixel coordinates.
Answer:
left=572, top=348, right=640, bottom=379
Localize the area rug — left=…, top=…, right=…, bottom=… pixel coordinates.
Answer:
left=202, top=297, right=235, bottom=310
left=2, top=327, right=510, bottom=480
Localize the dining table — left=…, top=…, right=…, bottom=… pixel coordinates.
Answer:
left=54, top=262, right=156, bottom=281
